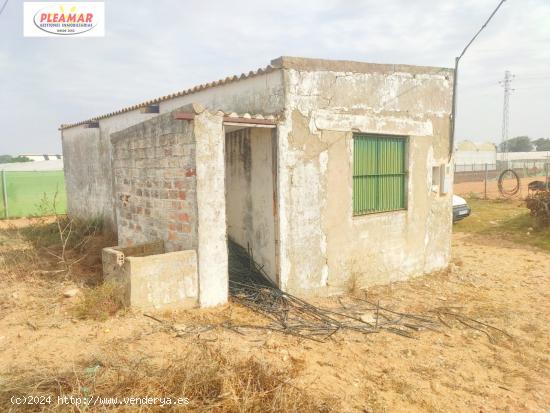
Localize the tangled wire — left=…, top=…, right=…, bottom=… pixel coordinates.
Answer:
left=498, top=169, right=521, bottom=197
left=226, top=239, right=511, bottom=343
left=143, top=239, right=514, bottom=345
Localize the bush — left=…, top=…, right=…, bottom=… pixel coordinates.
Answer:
left=526, top=191, right=550, bottom=228
left=73, top=281, right=126, bottom=321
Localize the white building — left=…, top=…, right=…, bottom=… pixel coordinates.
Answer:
left=19, top=154, right=63, bottom=162
left=455, top=140, right=496, bottom=171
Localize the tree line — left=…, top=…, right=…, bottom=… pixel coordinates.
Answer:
left=0, top=155, right=33, bottom=164
left=498, top=137, right=550, bottom=153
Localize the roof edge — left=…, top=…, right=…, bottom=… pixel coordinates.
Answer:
left=61, top=56, right=454, bottom=131
left=270, top=56, right=454, bottom=75
left=60, top=64, right=278, bottom=130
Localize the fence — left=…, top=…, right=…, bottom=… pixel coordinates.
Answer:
left=455, top=163, right=497, bottom=172
left=0, top=170, right=67, bottom=219
left=454, top=161, right=550, bottom=199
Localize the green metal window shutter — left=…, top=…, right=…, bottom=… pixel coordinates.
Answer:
left=353, top=134, right=406, bottom=215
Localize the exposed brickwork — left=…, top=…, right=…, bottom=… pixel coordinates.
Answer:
left=111, top=115, right=198, bottom=252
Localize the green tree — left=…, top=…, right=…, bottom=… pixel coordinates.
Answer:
left=0, top=155, right=33, bottom=164
left=533, top=138, right=550, bottom=151
left=498, top=136, right=533, bottom=152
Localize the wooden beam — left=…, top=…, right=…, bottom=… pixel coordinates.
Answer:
left=174, top=112, right=277, bottom=126
left=222, top=116, right=276, bottom=126
left=224, top=122, right=275, bottom=129
left=174, top=112, right=196, bottom=121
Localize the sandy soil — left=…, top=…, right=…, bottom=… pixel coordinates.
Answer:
left=0, top=215, right=59, bottom=229
left=454, top=177, right=538, bottom=199
left=0, top=229, right=549, bottom=412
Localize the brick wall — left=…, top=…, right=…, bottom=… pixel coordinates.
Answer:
left=111, top=114, right=198, bottom=252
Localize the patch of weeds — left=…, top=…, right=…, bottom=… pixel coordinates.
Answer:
left=21, top=216, right=103, bottom=251
left=73, top=281, right=126, bottom=321
left=526, top=191, right=550, bottom=228
left=0, top=346, right=339, bottom=412
left=346, top=272, right=362, bottom=297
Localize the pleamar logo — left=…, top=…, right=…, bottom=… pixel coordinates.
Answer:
left=24, top=2, right=105, bottom=37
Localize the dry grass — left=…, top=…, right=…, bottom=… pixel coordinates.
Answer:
left=1, top=215, right=123, bottom=320
left=454, top=198, right=550, bottom=251
left=2, top=203, right=548, bottom=411
left=0, top=215, right=112, bottom=285
left=73, top=281, right=126, bottom=321
left=346, top=272, right=361, bottom=296
left=0, top=345, right=338, bottom=412
left=0, top=218, right=337, bottom=412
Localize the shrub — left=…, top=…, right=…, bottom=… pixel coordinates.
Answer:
left=526, top=191, right=550, bottom=228
left=73, top=281, right=126, bottom=321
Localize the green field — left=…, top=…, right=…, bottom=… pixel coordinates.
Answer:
left=0, top=171, right=66, bottom=218
left=454, top=198, right=550, bottom=251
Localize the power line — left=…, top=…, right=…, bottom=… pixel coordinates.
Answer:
left=457, top=75, right=550, bottom=89
left=457, top=1, right=508, bottom=61
left=517, top=76, right=550, bottom=81
left=514, top=86, right=550, bottom=90
left=0, top=0, right=8, bottom=17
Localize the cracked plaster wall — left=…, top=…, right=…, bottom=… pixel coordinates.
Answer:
left=276, top=62, right=454, bottom=295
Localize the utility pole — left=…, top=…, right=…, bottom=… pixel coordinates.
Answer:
left=449, top=0, right=507, bottom=160
left=499, top=70, right=514, bottom=167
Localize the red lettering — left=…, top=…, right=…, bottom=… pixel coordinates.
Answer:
left=37, top=11, right=94, bottom=26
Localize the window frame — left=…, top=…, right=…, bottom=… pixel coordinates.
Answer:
left=352, top=133, right=409, bottom=216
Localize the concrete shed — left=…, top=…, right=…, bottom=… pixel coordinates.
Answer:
left=61, top=56, right=454, bottom=308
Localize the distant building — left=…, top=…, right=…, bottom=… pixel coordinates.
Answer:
left=19, top=154, right=63, bottom=162
left=0, top=159, right=63, bottom=171
left=496, top=151, right=550, bottom=161
left=455, top=140, right=496, bottom=171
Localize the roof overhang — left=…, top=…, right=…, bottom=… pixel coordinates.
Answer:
left=174, top=112, right=277, bottom=129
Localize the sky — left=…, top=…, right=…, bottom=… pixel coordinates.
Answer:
left=0, top=0, right=549, bottom=155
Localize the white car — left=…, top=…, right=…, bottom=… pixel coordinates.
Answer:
left=452, top=195, right=471, bottom=223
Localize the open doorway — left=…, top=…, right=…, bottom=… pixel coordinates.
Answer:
left=224, top=126, right=278, bottom=286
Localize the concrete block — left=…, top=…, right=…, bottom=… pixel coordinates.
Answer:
left=102, top=241, right=198, bottom=310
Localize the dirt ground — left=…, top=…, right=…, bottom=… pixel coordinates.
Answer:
left=454, top=177, right=539, bottom=199
left=0, top=217, right=549, bottom=412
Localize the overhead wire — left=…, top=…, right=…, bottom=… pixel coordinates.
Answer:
left=0, top=0, right=8, bottom=17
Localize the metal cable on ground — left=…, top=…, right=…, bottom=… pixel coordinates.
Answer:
left=140, top=239, right=512, bottom=344
left=227, top=239, right=440, bottom=341
left=498, top=168, right=520, bottom=197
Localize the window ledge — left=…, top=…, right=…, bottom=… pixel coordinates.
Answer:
left=352, top=209, right=407, bottom=220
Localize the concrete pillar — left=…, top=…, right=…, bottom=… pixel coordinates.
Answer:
left=194, top=110, right=228, bottom=307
